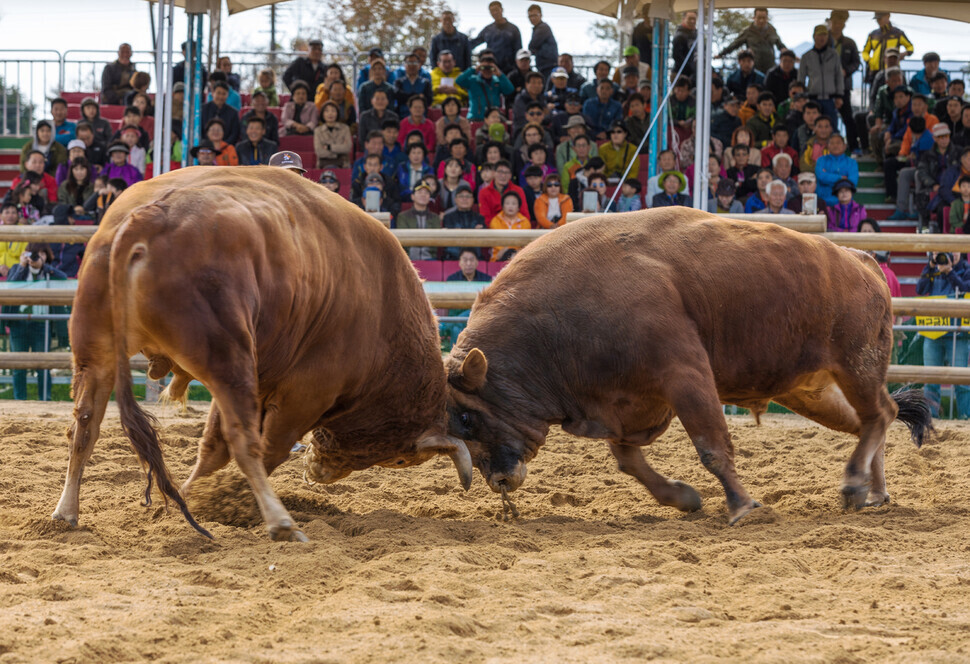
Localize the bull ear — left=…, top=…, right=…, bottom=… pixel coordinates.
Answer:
left=416, top=434, right=474, bottom=491
left=459, top=348, right=488, bottom=391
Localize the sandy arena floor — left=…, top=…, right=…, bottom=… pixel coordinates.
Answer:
left=0, top=400, right=969, bottom=663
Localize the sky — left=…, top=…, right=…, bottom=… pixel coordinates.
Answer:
left=1, top=0, right=968, bottom=107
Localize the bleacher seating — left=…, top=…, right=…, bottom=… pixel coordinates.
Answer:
left=239, top=106, right=282, bottom=120
left=278, top=135, right=314, bottom=152
left=60, top=92, right=95, bottom=104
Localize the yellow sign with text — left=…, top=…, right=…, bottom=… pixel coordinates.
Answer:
left=915, top=295, right=970, bottom=340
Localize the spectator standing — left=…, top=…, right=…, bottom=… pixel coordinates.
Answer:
left=827, top=10, right=862, bottom=152
left=283, top=38, right=327, bottom=93
left=455, top=56, right=514, bottom=121
left=764, top=50, right=798, bottom=107
left=236, top=116, right=278, bottom=166
left=631, top=8, right=653, bottom=66
left=201, top=81, right=241, bottom=144
left=717, top=8, right=787, bottom=75
left=394, top=53, right=433, bottom=116
left=910, top=52, right=947, bottom=96
left=242, top=91, right=280, bottom=144
left=672, top=12, right=697, bottom=79
left=917, top=252, right=970, bottom=418
left=726, top=51, right=765, bottom=100
left=101, top=43, right=136, bottom=105
left=527, top=5, right=558, bottom=80
left=432, top=10, right=472, bottom=71
left=862, top=13, right=914, bottom=83
left=470, top=1, right=523, bottom=75
left=815, top=133, right=858, bottom=206
left=799, top=25, right=844, bottom=128
left=432, top=51, right=467, bottom=107
left=825, top=178, right=867, bottom=230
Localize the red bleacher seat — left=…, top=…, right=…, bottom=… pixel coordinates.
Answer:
left=412, top=261, right=443, bottom=281
left=144, top=162, right=183, bottom=179
left=108, top=119, right=123, bottom=132
left=297, top=152, right=315, bottom=169
left=238, top=106, right=283, bottom=120
left=441, top=261, right=461, bottom=279
left=487, top=261, right=508, bottom=276
left=60, top=92, right=96, bottom=104
left=67, top=104, right=82, bottom=121
left=279, top=135, right=314, bottom=152
left=428, top=108, right=442, bottom=122
left=279, top=94, right=290, bottom=105
left=336, top=168, right=352, bottom=190
left=100, top=105, right=126, bottom=120
left=240, top=93, right=252, bottom=106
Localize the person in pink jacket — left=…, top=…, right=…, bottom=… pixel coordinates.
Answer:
left=280, top=80, right=319, bottom=136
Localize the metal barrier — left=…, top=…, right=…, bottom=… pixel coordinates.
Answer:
left=1, top=50, right=62, bottom=135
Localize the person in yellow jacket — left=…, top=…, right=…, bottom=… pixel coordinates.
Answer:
left=431, top=51, right=468, bottom=107
left=862, top=12, right=913, bottom=83
left=490, top=191, right=531, bottom=261
left=599, top=122, right=640, bottom=181
left=0, top=202, right=28, bottom=279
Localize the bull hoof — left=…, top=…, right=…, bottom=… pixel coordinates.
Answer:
left=865, top=492, right=891, bottom=507
left=841, top=485, right=868, bottom=511
left=268, top=523, right=309, bottom=542
left=51, top=511, right=78, bottom=528
left=668, top=480, right=703, bottom=512
left=727, top=500, right=762, bottom=526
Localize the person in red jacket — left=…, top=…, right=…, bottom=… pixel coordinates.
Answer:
left=760, top=124, right=799, bottom=173
left=10, top=151, right=59, bottom=204
left=478, top=159, right=530, bottom=224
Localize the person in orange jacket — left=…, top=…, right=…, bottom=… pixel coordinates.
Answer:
left=534, top=173, right=574, bottom=228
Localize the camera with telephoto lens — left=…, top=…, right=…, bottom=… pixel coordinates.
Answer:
left=29, top=252, right=40, bottom=262
left=935, top=252, right=951, bottom=266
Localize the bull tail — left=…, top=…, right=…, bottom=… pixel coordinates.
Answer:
left=891, top=388, right=935, bottom=448
left=109, top=209, right=212, bottom=539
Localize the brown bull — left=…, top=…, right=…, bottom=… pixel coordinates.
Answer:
left=445, top=209, right=932, bottom=524
left=51, top=166, right=472, bottom=541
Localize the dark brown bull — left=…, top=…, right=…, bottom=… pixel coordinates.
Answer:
left=445, top=209, right=931, bottom=524
left=51, top=166, right=471, bottom=541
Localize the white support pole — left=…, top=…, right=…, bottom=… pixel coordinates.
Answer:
left=153, top=0, right=166, bottom=175
left=691, top=0, right=707, bottom=210
left=161, top=0, right=175, bottom=172
left=698, top=0, right=715, bottom=209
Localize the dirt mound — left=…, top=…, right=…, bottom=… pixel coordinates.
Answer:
left=1, top=400, right=969, bottom=662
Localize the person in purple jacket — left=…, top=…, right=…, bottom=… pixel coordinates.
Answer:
left=100, top=143, right=143, bottom=188
left=825, top=178, right=868, bottom=231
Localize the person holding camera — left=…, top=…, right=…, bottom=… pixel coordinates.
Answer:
left=455, top=55, right=514, bottom=121
left=917, top=251, right=970, bottom=417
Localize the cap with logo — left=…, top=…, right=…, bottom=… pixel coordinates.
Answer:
left=268, top=150, right=306, bottom=173
left=551, top=67, right=568, bottom=78
left=516, top=48, right=531, bottom=61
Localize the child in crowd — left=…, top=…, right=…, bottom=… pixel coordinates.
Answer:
left=317, top=169, right=341, bottom=194
left=101, top=143, right=142, bottom=188
left=826, top=178, right=868, bottom=232
left=744, top=168, right=776, bottom=212
left=490, top=191, right=531, bottom=261
left=381, top=119, right=405, bottom=167
left=205, top=118, right=239, bottom=166
left=534, top=174, right=573, bottom=228
left=253, top=68, right=280, bottom=106
left=396, top=143, right=432, bottom=201
left=761, top=125, right=798, bottom=172
left=948, top=176, right=970, bottom=233
left=119, top=126, right=146, bottom=175
left=582, top=173, right=609, bottom=212
left=725, top=145, right=759, bottom=201
left=608, top=178, right=643, bottom=212
left=519, top=143, right=555, bottom=187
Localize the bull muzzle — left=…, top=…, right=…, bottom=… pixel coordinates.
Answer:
left=486, top=460, right=527, bottom=494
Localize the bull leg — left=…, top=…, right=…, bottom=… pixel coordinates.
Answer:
left=208, top=382, right=308, bottom=543
left=666, top=369, right=759, bottom=525
left=609, top=442, right=702, bottom=512
left=180, top=402, right=231, bottom=499
left=52, top=364, right=114, bottom=526
left=835, top=376, right=896, bottom=510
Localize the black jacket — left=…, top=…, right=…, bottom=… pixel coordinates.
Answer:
left=235, top=138, right=279, bottom=166
left=201, top=101, right=242, bottom=144
left=282, top=57, right=327, bottom=93
left=431, top=30, right=472, bottom=71
left=672, top=26, right=697, bottom=78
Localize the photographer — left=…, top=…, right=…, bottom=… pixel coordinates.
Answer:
left=455, top=55, right=513, bottom=121
left=917, top=251, right=970, bottom=418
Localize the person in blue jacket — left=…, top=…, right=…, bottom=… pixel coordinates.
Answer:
left=455, top=56, right=514, bottom=121
left=815, top=133, right=858, bottom=206
left=582, top=79, right=623, bottom=141
left=918, top=251, right=970, bottom=417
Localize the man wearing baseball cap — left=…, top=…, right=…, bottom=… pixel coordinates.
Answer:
left=283, top=38, right=326, bottom=92
left=268, top=150, right=307, bottom=174
left=862, top=12, right=913, bottom=83
left=612, top=46, right=649, bottom=87
left=910, top=52, right=948, bottom=97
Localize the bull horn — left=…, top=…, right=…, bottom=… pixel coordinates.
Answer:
left=417, top=434, right=474, bottom=491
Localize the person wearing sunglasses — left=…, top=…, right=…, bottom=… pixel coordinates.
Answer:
left=600, top=121, right=639, bottom=181
left=534, top=173, right=573, bottom=228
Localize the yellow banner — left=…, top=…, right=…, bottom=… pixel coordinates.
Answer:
left=915, top=295, right=970, bottom=340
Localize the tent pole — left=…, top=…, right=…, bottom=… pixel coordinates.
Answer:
left=193, top=14, right=205, bottom=160
left=691, top=0, right=707, bottom=209
left=700, top=0, right=715, bottom=204
left=153, top=0, right=166, bottom=175
left=183, top=15, right=193, bottom=167
left=649, top=19, right=662, bottom=180
left=162, top=0, right=175, bottom=172
left=659, top=20, right=669, bottom=152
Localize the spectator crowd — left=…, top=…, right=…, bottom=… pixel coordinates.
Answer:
left=3, top=4, right=970, bottom=406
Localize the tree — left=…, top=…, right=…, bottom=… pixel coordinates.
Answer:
left=1, top=77, right=34, bottom=135
left=589, top=19, right=619, bottom=54
left=314, top=0, right=452, bottom=55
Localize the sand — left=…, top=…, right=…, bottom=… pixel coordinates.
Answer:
left=0, top=399, right=969, bottom=663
